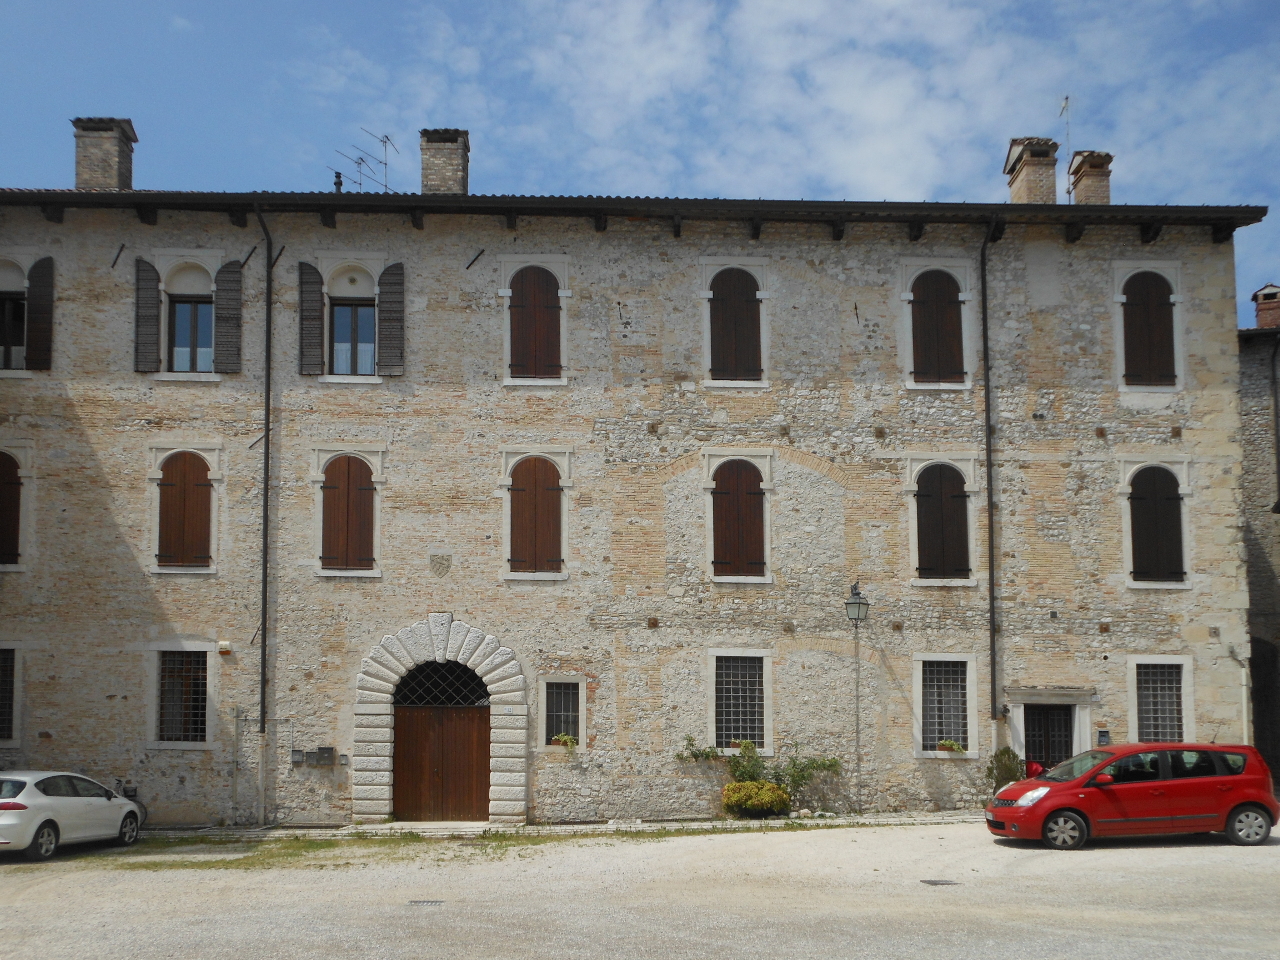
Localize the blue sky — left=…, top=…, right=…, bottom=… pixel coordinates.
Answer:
left=3, top=0, right=1277, bottom=324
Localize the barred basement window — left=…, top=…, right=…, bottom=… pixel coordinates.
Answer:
left=157, top=651, right=207, bottom=742
left=544, top=682, right=580, bottom=745
left=921, top=660, right=968, bottom=750
left=715, top=656, right=764, bottom=748
left=1136, top=663, right=1183, bottom=742
left=0, top=649, right=14, bottom=741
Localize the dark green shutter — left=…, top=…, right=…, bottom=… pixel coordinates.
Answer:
left=24, top=257, right=54, bottom=371
left=377, top=263, right=404, bottom=376
left=134, top=259, right=161, bottom=373
left=213, top=260, right=242, bottom=373
left=298, top=263, right=324, bottom=375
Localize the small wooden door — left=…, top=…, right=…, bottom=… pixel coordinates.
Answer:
left=1024, top=705, right=1074, bottom=767
left=393, top=706, right=490, bottom=821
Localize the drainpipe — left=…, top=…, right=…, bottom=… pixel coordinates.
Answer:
left=980, top=219, right=1002, bottom=722
left=1269, top=335, right=1280, bottom=513
left=254, top=207, right=274, bottom=824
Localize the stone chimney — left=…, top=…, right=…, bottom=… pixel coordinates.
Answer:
left=419, top=129, right=469, bottom=194
left=1254, top=283, right=1280, bottom=329
left=72, top=117, right=138, bottom=191
left=1004, top=137, right=1059, bottom=204
left=1069, top=151, right=1113, bottom=205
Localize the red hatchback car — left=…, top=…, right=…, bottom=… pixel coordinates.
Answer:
left=986, top=743, right=1278, bottom=850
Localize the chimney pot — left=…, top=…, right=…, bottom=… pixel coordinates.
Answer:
left=420, top=128, right=469, bottom=194
left=1004, top=137, right=1059, bottom=204
left=71, top=117, right=138, bottom=191
left=1253, top=283, right=1280, bottom=329
left=1069, top=151, right=1113, bottom=205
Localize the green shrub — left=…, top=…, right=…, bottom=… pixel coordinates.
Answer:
left=674, top=735, right=720, bottom=762
left=725, top=739, right=767, bottom=783
left=985, top=746, right=1025, bottom=794
left=723, top=780, right=791, bottom=818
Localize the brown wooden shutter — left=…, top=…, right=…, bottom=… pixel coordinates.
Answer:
left=298, top=262, right=325, bottom=376
left=509, top=456, right=562, bottom=572
left=157, top=452, right=211, bottom=567
left=321, top=455, right=375, bottom=569
left=24, top=257, right=54, bottom=371
left=509, top=267, right=561, bottom=378
left=1129, top=466, right=1184, bottom=581
left=135, top=259, right=161, bottom=373
left=1123, top=272, right=1176, bottom=386
left=911, top=270, right=964, bottom=383
left=377, top=262, right=405, bottom=376
left=0, top=452, right=21, bottom=564
left=915, top=463, right=970, bottom=578
left=712, top=459, right=766, bottom=576
left=213, top=260, right=242, bottom=374
left=709, top=269, right=762, bottom=381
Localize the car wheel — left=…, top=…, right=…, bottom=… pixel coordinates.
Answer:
left=116, top=813, right=140, bottom=847
left=1042, top=810, right=1088, bottom=850
left=1226, top=805, right=1272, bottom=846
left=24, top=822, right=59, bottom=862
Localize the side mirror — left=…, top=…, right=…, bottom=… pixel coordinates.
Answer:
left=105, top=790, right=115, bottom=800
left=1092, top=773, right=1114, bottom=786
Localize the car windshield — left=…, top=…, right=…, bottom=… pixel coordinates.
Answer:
left=1038, top=750, right=1114, bottom=782
left=0, top=779, right=26, bottom=799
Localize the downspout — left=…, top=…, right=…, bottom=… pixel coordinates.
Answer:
left=254, top=207, right=274, bottom=825
left=1269, top=334, right=1280, bottom=513
left=981, top=219, right=1001, bottom=722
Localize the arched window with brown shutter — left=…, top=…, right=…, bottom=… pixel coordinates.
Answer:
left=1129, top=465, right=1184, bottom=581
left=509, top=456, right=562, bottom=573
left=1122, top=272, right=1176, bottom=386
left=321, top=455, right=376, bottom=570
left=509, top=267, right=561, bottom=379
left=709, top=269, right=762, bottom=381
left=910, top=270, right=965, bottom=383
left=915, top=463, right=970, bottom=579
left=0, top=452, right=21, bottom=565
left=712, top=460, right=766, bottom=577
left=157, top=452, right=212, bottom=568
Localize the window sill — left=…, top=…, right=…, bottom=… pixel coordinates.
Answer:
left=316, top=568, right=382, bottom=578
left=317, top=375, right=384, bottom=385
left=503, top=378, right=570, bottom=388
left=0, top=370, right=35, bottom=379
left=904, top=380, right=972, bottom=391
left=149, top=372, right=222, bottom=382
left=701, top=380, right=770, bottom=390
left=0, top=564, right=27, bottom=573
left=146, top=740, right=214, bottom=752
left=915, top=750, right=980, bottom=760
left=717, top=746, right=775, bottom=757
left=910, top=578, right=977, bottom=587
left=0, top=739, right=19, bottom=749
left=1126, top=579, right=1192, bottom=590
left=150, top=566, right=218, bottom=576
left=504, top=572, right=569, bottom=581
left=712, top=575, right=775, bottom=584
left=537, top=744, right=581, bottom=754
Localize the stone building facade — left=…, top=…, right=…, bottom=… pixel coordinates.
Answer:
left=0, top=119, right=1268, bottom=825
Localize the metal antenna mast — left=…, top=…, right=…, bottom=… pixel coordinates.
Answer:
left=328, top=129, right=399, bottom=193
left=1060, top=96, right=1072, bottom=203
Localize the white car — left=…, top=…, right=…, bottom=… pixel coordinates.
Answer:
left=0, top=772, right=145, bottom=860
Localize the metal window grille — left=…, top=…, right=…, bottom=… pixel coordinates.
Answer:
left=0, top=649, right=14, bottom=740
left=544, top=682, right=580, bottom=744
left=715, top=656, right=764, bottom=748
left=1136, top=663, right=1183, bottom=742
left=393, top=661, right=490, bottom=707
left=921, top=660, right=968, bottom=750
left=158, top=651, right=207, bottom=742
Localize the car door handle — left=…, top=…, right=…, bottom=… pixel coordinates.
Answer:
left=1218, top=785, right=1233, bottom=792
left=1149, top=789, right=1165, bottom=796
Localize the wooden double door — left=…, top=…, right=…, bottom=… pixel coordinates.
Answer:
left=393, top=706, right=489, bottom=821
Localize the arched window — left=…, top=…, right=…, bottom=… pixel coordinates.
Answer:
left=321, top=455, right=375, bottom=570
left=329, top=266, right=376, bottom=376
left=0, top=452, right=21, bottom=565
left=509, top=456, right=562, bottom=573
left=910, top=270, right=964, bottom=383
left=1122, top=272, right=1176, bottom=386
left=166, top=264, right=214, bottom=373
left=0, top=260, right=26, bottom=371
left=509, top=266, right=561, bottom=379
left=915, top=463, right=970, bottom=579
left=1129, top=466, right=1184, bottom=581
left=712, top=460, right=766, bottom=577
left=156, top=452, right=212, bottom=567
left=709, top=268, right=762, bottom=381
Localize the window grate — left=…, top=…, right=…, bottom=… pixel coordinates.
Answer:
left=394, top=660, right=489, bottom=707
left=544, top=682, right=580, bottom=744
left=0, top=649, right=14, bottom=740
left=158, top=651, right=207, bottom=742
left=715, top=656, right=764, bottom=748
left=1136, top=663, right=1183, bottom=742
left=921, top=660, right=968, bottom=750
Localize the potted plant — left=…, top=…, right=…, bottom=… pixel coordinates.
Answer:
left=551, top=732, right=578, bottom=755
left=936, top=739, right=967, bottom=755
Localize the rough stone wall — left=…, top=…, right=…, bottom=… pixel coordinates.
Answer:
left=0, top=205, right=1251, bottom=824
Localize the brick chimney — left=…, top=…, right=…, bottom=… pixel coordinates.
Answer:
left=72, top=117, right=138, bottom=191
left=1069, top=151, right=1113, bottom=204
left=1254, top=283, right=1280, bottom=329
left=420, top=129, right=469, bottom=194
left=1004, top=137, right=1059, bottom=204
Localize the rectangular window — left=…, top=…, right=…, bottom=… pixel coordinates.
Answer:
left=1, top=295, right=25, bottom=370
left=331, top=301, right=376, bottom=376
left=715, top=656, right=764, bottom=748
left=0, top=649, right=14, bottom=741
left=544, top=682, right=580, bottom=745
left=921, top=660, right=968, bottom=750
left=158, top=651, right=207, bottom=742
left=1136, top=663, right=1183, bottom=742
left=169, top=299, right=214, bottom=372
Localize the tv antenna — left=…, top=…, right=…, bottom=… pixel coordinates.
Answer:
left=1060, top=95, right=1072, bottom=203
left=327, top=128, right=399, bottom=193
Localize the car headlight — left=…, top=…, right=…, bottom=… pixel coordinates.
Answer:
left=1015, top=786, right=1050, bottom=807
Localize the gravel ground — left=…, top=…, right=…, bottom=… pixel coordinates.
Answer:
left=1, top=822, right=1276, bottom=959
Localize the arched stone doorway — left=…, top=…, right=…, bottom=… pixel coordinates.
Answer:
left=352, top=614, right=528, bottom=824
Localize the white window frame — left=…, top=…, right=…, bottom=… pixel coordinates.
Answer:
left=307, top=444, right=388, bottom=578
left=0, top=439, right=35, bottom=573
left=701, top=447, right=775, bottom=583
left=537, top=674, right=587, bottom=753
left=315, top=250, right=387, bottom=384
left=1126, top=654, right=1196, bottom=743
left=0, top=641, right=24, bottom=747
left=147, top=440, right=224, bottom=576
left=1112, top=261, right=1184, bottom=400
left=912, top=653, right=980, bottom=759
left=1003, top=687, right=1095, bottom=761
left=150, top=249, right=225, bottom=383
left=145, top=640, right=217, bottom=751
left=897, top=259, right=977, bottom=392
left=498, top=254, right=571, bottom=387
left=1117, top=457, right=1193, bottom=590
left=903, top=453, right=981, bottom=587
left=0, top=253, right=36, bottom=378
left=498, top=446, right=573, bottom=581
left=697, top=256, right=771, bottom=390
left=707, top=648, right=774, bottom=756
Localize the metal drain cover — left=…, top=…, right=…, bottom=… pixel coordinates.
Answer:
left=920, top=880, right=959, bottom=886
left=409, top=900, right=444, bottom=906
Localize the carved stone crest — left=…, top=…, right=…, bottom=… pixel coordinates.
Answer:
left=429, top=554, right=451, bottom=578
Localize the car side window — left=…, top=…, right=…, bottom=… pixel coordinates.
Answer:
left=1216, top=752, right=1247, bottom=775
left=1168, top=750, right=1218, bottom=779
left=71, top=776, right=110, bottom=799
left=35, top=775, right=76, bottom=797
left=0, top=779, right=25, bottom=799
left=1102, top=751, right=1162, bottom=783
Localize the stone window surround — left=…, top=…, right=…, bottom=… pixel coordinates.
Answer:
left=1003, top=686, right=1096, bottom=760
left=701, top=447, right=775, bottom=584
left=1117, top=456, right=1194, bottom=591
left=497, top=446, right=574, bottom=581
left=497, top=254, right=572, bottom=387
left=0, top=439, right=35, bottom=573
left=536, top=674, right=587, bottom=754
left=1126, top=654, right=1196, bottom=744
left=149, top=249, right=227, bottom=384
left=352, top=613, right=529, bottom=824
left=315, top=250, right=388, bottom=385
left=146, top=440, right=225, bottom=576
left=912, top=653, right=981, bottom=760
left=0, top=251, right=37, bottom=379
left=1112, top=260, right=1184, bottom=399
left=144, top=639, right=218, bottom=751
left=897, top=258, right=977, bottom=392
left=706, top=648, right=775, bottom=756
left=902, top=453, right=981, bottom=588
left=697, top=256, right=772, bottom=390
left=306, top=443, right=388, bottom=578
left=0, top=640, right=24, bottom=747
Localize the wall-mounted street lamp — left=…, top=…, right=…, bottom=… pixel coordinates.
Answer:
left=844, top=582, right=870, bottom=814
